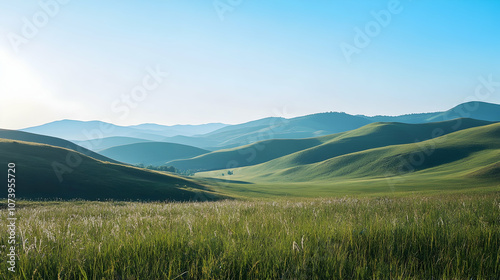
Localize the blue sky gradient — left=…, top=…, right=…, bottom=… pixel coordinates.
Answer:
left=0, top=0, right=499, bottom=128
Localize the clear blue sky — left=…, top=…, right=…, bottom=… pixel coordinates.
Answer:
left=0, top=0, right=499, bottom=129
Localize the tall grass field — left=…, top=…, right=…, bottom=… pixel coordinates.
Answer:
left=1, top=193, right=499, bottom=279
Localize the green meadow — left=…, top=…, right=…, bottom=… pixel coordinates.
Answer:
left=1, top=193, right=499, bottom=279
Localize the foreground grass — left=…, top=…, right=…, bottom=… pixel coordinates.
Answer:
left=1, top=193, right=499, bottom=279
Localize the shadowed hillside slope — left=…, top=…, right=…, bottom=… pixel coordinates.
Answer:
left=173, top=118, right=492, bottom=172
left=238, top=118, right=493, bottom=172
left=167, top=137, right=328, bottom=172
left=0, top=129, right=118, bottom=163
left=0, top=139, right=224, bottom=201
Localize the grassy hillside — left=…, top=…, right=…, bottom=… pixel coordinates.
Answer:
left=204, top=122, right=500, bottom=185
left=0, top=139, right=224, bottom=201
left=467, top=162, right=500, bottom=180
left=99, top=142, right=209, bottom=166
left=233, top=118, right=493, bottom=173
left=73, top=136, right=153, bottom=151
left=167, top=137, right=329, bottom=172
left=175, top=118, right=491, bottom=172
left=0, top=129, right=118, bottom=163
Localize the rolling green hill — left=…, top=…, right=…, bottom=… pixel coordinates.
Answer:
left=167, top=137, right=328, bottom=171
left=0, top=129, right=118, bottom=163
left=99, top=142, right=209, bottom=166
left=172, top=118, right=492, bottom=172
left=467, top=162, right=500, bottom=180
left=205, top=121, right=500, bottom=184
left=237, top=118, right=493, bottom=172
left=0, top=138, right=224, bottom=201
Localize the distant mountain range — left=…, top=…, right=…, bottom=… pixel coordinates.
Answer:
left=22, top=121, right=228, bottom=142
left=21, top=102, right=500, bottom=151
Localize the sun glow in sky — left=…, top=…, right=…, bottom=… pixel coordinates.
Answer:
left=0, top=46, right=82, bottom=128
left=0, top=0, right=499, bottom=129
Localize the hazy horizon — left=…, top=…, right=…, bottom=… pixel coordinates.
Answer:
left=1, top=0, right=499, bottom=129
left=15, top=100, right=500, bottom=130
